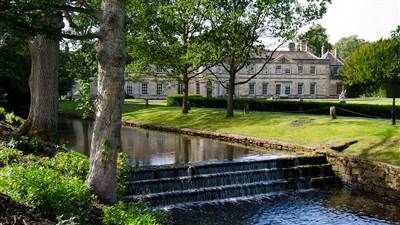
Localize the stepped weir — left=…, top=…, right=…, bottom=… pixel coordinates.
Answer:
left=124, top=155, right=340, bottom=207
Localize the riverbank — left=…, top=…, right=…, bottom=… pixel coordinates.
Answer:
left=0, top=106, right=166, bottom=225
left=60, top=100, right=400, bottom=167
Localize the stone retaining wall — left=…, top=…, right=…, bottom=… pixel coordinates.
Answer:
left=321, top=150, right=400, bottom=199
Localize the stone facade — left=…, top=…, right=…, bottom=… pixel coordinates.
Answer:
left=124, top=48, right=344, bottom=99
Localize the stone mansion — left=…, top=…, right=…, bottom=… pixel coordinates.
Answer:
left=124, top=44, right=344, bottom=99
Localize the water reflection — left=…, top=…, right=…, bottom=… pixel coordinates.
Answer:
left=167, top=189, right=400, bottom=225
left=58, top=117, right=286, bottom=166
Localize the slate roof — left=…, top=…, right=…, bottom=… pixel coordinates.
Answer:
left=321, top=51, right=345, bottom=66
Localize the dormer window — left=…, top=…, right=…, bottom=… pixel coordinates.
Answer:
left=247, top=64, right=255, bottom=74
left=156, top=67, right=164, bottom=73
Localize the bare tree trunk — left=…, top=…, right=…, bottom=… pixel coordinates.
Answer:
left=226, top=73, right=235, bottom=118
left=87, top=0, right=127, bottom=204
left=182, top=75, right=190, bottom=114
left=18, top=35, right=59, bottom=141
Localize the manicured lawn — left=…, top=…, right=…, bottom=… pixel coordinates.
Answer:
left=304, top=97, right=399, bottom=106
left=60, top=100, right=400, bottom=166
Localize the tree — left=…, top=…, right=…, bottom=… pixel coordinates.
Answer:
left=342, top=38, right=400, bottom=124
left=299, top=24, right=332, bottom=57
left=0, top=29, right=31, bottom=115
left=86, top=0, right=128, bottom=204
left=206, top=0, right=330, bottom=117
left=0, top=0, right=100, bottom=141
left=129, top=0, right=211, bottom=114
left=392, top=25, right=400, bottom=38
left=59, top=41, right=97, bottom=97
left=334, top=35, right=367, bottom=60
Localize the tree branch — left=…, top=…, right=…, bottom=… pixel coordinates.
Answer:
left=61, top=32, right=100, bottom=40
left=235, top=42, right=285, bottom=85
left=206, top=68, right=228, bottom=89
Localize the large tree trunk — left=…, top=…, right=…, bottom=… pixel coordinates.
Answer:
left=87, top=0, right=127, bottom=204
left=182, top=75, right=190, bottom=114
left=18, top=35, right=59, bottom=141
left=226, top=73, right=235, bottom=118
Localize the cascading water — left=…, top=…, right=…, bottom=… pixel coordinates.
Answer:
left=124, top=155, right=340, bottom=207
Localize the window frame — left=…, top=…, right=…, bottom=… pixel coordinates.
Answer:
left=156, top=83, right=163, bottom=95
left=141, top=82, right=148, bottom=95
left=249, top=83, right=255, bottom=95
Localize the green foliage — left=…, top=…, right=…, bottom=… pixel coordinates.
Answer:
left=299, top=24, right=332, bottom=57
left=103, top=201, right=165, bottom=225
left=391, top=25, right=400, bottom=38
left=342, top=38, right=400, bottom=90
left=166, top=95, right=400, bottom=119
left=60, top=41, right=97, bottom=97
left=334, top=35, right=367, bottom=61
left=5, top=112, right=22, bottom=126
left=47, top=151, right=89, bottom=181
left=0, top=107, right=5, bottom=121
left=0, top=164, right=94, bottom=224
left=7, top=137, right=44, bottom=154
left=0, top=146, right=23, bottom=166
left=76, top=79, right=94, bottom=119
left=117, top=152, right=129, bottom=199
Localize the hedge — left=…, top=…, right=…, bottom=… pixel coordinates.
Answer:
left=166, top=95, right=400, bottom=119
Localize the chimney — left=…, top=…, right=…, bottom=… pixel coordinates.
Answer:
left=288, top=42, right=296, bottom=51
left=334, top=48, right=338, bottom=57
left=321, top=45, right=325, bottom=56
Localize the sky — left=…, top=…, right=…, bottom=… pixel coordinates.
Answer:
left=317, top=0, right=400, bottom=43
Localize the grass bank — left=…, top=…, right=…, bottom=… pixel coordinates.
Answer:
left=60, top=100, right=400, bottom=166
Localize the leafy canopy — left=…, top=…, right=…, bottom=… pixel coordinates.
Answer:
left=342, top=38, right=400, bottom=88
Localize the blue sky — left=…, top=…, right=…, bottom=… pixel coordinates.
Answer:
left=317, top=0, right=400, bottom=43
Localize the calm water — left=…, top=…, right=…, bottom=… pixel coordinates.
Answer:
left=167, top=189, right=400, bottom=225
left=57, top=117, right=288, bottom=166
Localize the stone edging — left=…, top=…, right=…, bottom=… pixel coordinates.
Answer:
left=122, top=120, right=315, bottom=154
left=319, top=149, right=400, bottom=199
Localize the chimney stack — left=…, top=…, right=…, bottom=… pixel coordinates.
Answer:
left=334, top=48, right=338, bottom=57
left=321, top=45, right=325, bottom=56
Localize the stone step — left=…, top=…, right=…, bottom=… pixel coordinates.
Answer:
left=128, top=155, right=328, bottom=181
left=124, top=179, right=310, bottom=207
left=126, top=164, right=334, bottom=195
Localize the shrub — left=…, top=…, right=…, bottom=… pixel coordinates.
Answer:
left=103, top=201, right=165, bottom=225
left=0, top=146, right=23, bottom=166
left=7, top=137, right=44, bottom=154
left=166, top=95, right=399, bottom=119
left=117, top=152, right=129, bottom=199
left=0, top=107, right=5, bottom=120
left=47, top=151, right=90, bottom=181
left=5, top=112, right=22, bottom=126
left=0, top=164, right=94, bottom=224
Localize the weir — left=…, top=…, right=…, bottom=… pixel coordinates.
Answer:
left=124, top=155, right=340, bottom=207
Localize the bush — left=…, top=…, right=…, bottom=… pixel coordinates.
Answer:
left=5, top=112, right=22, bottom=126
left=103, top=201, right=165, bottom=225
left=0, top=146, right=23, bottom=166
left=7, top=137, right=44, bottom=154
left=0, top=164, right=94, bottom=224
left=47, top=151, right=90, bottom=181
left=0, top=107, right=5, bottom=121
left=166, top=95, right=399, bottom=119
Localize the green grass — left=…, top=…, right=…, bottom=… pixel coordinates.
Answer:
left=60, top=101, right=400, bottom=166
left=304, top=97, right=399, bottom=105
